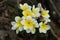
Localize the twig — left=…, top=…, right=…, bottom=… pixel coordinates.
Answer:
left=17, top=0, right=20, bottom=7
left=51, top=28, right=58, bottom=38
left=50, top=21, right=58, bottom=38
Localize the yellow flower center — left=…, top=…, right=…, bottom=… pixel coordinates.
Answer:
left=16, top=19, right=22, bottom=27
left=40, top=24, right=47, bottom=30
left=32, top=9, right=37, bottom=14
left=41, top=11, right=49, bottom=17
left=22, top=5, right=28, bottom=10
left=24, top=20, right=34, bottom=29
left=23, top=10, right=32, bottom=18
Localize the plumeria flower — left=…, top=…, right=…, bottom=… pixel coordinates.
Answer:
left=22, top=9, right=33, bottom=18
left=38, top=3, right=50, bottom=18
left=21, top=16, right=39, bottom=33
left=20, top=3, right=31, bottom=11
left=41, top=10, right=50, bottom=18
left=39, top=22, right=50, bottom=33
left=32, top=5, right=40, bottom=17
left=27, top=21, right=38, bottom=34
left=11, top=16, right=23, bottom=34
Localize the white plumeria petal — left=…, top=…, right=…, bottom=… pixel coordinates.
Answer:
left=35, top=8, right=40, bottom=12
left=38, top=3, right=41, bottom=8
left=15, top=16, right=21, bottom=22
left=11, top=21, right=16, bottom=25
left=33, top=19, right=39, bottom=28
left=39, top=28, right=47, bottom=33
left=18, top=27, right=23, bottom=31
left=23, top=26, right=27, bottom=30
left=16, top=29, right=19, bottom=34
left=20, top=4, right=22, bottom=7
left=21, top=19, right=25, bottom=25
left=11, top=23, right=17, bottom=30
left=24, top=3, right=28, bottom=5
left=44, top=15, right=50, bottom=18
left=46, top=18, right=51, bottom=22
left=44, top=18, right=51, bottom=23
left=36, top=13, right=40, bottom=17
left=46, top=19, right=50, bottom=23
left=26, top=16, right=32, bottom=20
left=31, top=29, right=36, bottom=34
left=20, top=3, right=28, bottom=9
left=29, top=26, right=33, bottom=30
left=39, top=22, right=43, bottom=27
left=28, top=6, right=31, bottom=10
left=24, top=26, right=33, bottom=31
left=38, top=3, right=44, bottom=11
left=45, top=15, right=50, bottom=18
left=22, top=16, right=26, bottom=20
left=46, top=25, right=50, bottom=30
left=32, top=18, right=36, bottom=21
left=26, top=29, right=31, bottom=33
left=35, top=23, right=39, bottom=28
left=33, top=5, right=35, bottom=9
left=39, top=29, right=47, bottom=33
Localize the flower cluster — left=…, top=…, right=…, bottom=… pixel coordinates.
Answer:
left=11, top=3, right=51, bottom=34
